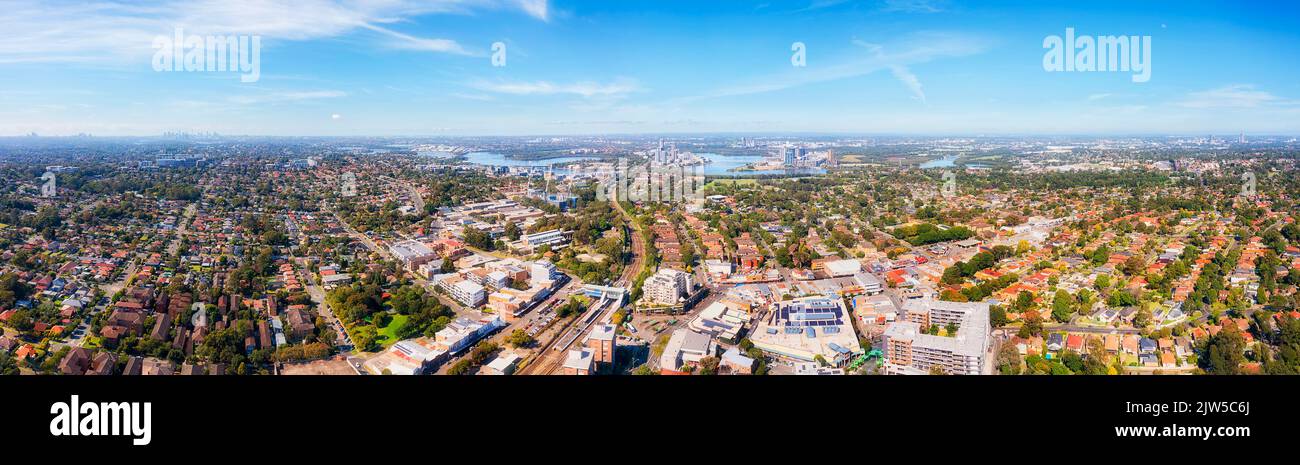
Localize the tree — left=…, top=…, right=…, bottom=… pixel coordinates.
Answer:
left=1133, top=307, right=1152, bottom=329
left=996, top=342, right=1022, bottom=375
left=1107, top=289, right=1138, bottom=308
left=1018, top=311, right=1044, bottom=338
left=1120, top=255, right=1145, bottom=276
left=0, top=273, right=33, bottom=309
left=1051, top=289, right=1074, bottom=323
left=506, top=329, right=535, bottom=348
left=1015, top=290, right=1035, bottom=312
left=697, top=356, right=719, bottom=375
left=1201, top=322, right=1246, bottom=375
left=1062, top=350, right=1084, bottom=373
left=350, top=325, right=378, bottom=353
left=504, top=221, right=521, bottom=241
left=1094, top=274, right=1112, bottom=290
left=989, top=305, right=1009, bottom=327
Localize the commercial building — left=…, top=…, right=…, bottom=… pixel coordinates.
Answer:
left=519, top=229, right=568, bottom=252
left=748, top=296, right=863, bottom=366
left=483, top=351, right=521, bottom=375
left=720, top=347, right=756, bottom=374
left=687, top=300, right=751, bottom=343
left=824, top=259, right=863, bottom=277
left=434, top=315, right=506, bottom=355
left=362, top=338, right=447, bottom=375
left=882, top=299, right=991, bottom=375
left=390, top=240, right=438, bottom=271
left=658, top=328, right=717, bottom=374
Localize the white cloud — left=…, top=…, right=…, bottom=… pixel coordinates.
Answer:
left=512, top=0, right=550, bottom=21
left=1088, top=93, right=1113, bottom=101
left=227, top=90, right=347, bottom=105
left=0, top=0, right=549, bottom=63
left=880, top=0, right=946, bottom=13
left=359, top=23, right=470, bottom=55
left=469, top=78, right=642, bottom=98
left=1178, top=84, right=1289, bottom=108
left=684, top=32, right=985, bottom=104
left=887, top=64, right=925, bottom=104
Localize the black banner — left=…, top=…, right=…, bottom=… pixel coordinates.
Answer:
left=0, top=375, right=1286, bottom=455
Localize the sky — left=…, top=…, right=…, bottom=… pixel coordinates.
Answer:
left=1, top=0, right=1299, bottom=137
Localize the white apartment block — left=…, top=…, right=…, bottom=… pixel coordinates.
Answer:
left=643, top=268, right=690, bottom=305
left=437, top=274, right=486, bottom=307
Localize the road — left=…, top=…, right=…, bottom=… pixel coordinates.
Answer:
left=333, top=210, right=392, bottom=261
left=1040, top=323, right=1141, bottom=335
left=166, top=203, right=197, bottom=256
left=295, top=257, right=354, bottom=353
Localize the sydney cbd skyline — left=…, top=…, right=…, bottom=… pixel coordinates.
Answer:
left=1, top=0, right=1299, bottom=137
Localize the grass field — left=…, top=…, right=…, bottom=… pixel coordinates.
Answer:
left=374, top=314, right=410, bottom=347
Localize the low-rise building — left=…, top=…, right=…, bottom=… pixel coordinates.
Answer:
left=390, top=240, right=438, bottom=271
left=658, top=329, right=717, bottom=375
left=563, top=349, right=594, bottom=375
left=749, top=296, right=863, bottom=365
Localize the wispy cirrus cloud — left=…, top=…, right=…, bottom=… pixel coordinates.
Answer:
left=0, top=0, right=549, bottom=64
left=468, top=78, right=643, bottom=98
left=1177, top=84, right=1293, bottom=109
left=880, top=0, right=947, bottom=13
left=686, top=31, right=987, bottom=104
left=227, top=89, right=347, bottom=105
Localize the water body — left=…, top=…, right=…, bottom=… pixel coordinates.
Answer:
left=697, top=153, right=825, bottom=176
left=462, top=152, right=598, bottom=167
left=919, top=155, right=959, bottom=169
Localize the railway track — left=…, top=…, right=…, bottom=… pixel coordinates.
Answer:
left=520, top=297, right=616, bottom=375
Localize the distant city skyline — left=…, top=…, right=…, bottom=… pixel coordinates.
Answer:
left=2, top=0, right=1299, bottom=136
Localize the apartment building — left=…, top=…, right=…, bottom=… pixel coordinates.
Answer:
left=584, top=324, right=617, bottom=368
left=437, top=274, right=486, bottom=307
left=883, top=300, right=991, bottom=375
left=643, top=268, right=690, bottom=305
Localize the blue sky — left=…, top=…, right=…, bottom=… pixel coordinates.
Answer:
left=1, top=0, right=1298, bottom=136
